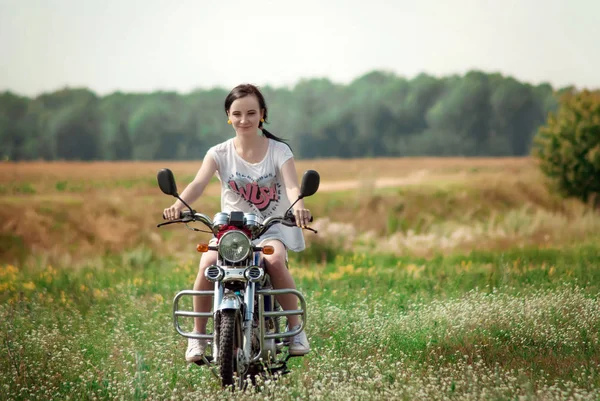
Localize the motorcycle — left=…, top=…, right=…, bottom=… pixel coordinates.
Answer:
left=156, top=168, right=320, bottom=389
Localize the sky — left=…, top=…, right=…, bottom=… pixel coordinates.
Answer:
left=1, top=0, right=599, bottom=97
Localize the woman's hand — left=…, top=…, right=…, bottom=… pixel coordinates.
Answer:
left=294, top=207, right=312, bottom=228
left=163, top=203, right=184, bottom=221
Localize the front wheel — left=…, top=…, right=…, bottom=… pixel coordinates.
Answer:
left=218, top=309, right=243, bottom=389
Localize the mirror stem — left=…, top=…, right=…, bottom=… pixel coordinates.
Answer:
left=175, top=193, right=195, bottom=214
left=283, top=195, right=303, bottom=218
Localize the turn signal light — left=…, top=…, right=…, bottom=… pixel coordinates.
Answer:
left=197, top=244, right=209, bottom=253
left=263, top=245, right=275, bottom=255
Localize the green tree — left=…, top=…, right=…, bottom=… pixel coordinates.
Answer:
left=32, top=88, right=101, bottom=160
left=489, top=78, right=538, bottom=156
left=183, top=87, right=230, bottom=159
left=0, top=71, right=562, bottom=160
left=291, top=78, right=344, bottom=158
left=99, top=92, right=146, bottom=160
left=0, top=92, right=29, bottom=160
left=127, top=92, right=190, bottom=160
left=532, top=89, right=600, bottom=206
left=426, top=71, right=492, bottom=156
left=402, top=73, right=449, bottom=136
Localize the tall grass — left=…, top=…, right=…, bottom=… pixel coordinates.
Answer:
left=2, top=159, right=600, bottom=265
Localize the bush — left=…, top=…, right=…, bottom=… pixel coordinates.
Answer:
left=532, top=89, right=600, bottom=207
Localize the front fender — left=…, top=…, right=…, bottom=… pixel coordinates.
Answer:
left=217, top=293, right=242, bottom=312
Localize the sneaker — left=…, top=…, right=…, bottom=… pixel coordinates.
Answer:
left=288, top=326, right=310, bottom=356
left=185, top=336, right=207, bottom=363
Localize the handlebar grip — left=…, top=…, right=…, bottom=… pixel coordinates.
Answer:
left=163, top=209, right=191, bottom=220
left=163, top=211, right=183, bottom=220
left=287, top=215, right=314, bottom=223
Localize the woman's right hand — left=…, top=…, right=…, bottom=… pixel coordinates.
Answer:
left=163, top=203, right=184, bottom=221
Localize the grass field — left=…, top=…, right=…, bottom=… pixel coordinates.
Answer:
left=1, top=157, right=600, bottom=400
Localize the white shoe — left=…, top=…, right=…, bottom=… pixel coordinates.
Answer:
left=288, top=326, right=310, bottom=356
left=185, top=336, right=207, bottom=362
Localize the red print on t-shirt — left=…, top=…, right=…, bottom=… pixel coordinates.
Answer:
left=228, top=180, right=279, bottom=211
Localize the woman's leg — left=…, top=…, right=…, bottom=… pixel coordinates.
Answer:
left=193, top=250, right=218, bottom=333
left=262, top=239, right=310, bottom=355
left=262, top=239, right=301, bottom=328
left=186, top=249, right=218, bottom=362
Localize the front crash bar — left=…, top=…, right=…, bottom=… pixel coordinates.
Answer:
left=255, top=288, right=307, bottom=363
left=173, top=290, right=216, bottom=340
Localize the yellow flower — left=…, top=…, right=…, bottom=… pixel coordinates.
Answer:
left=40, top=268, right=54, bottom=284
left=0, top=264, right=18, bottom=280
left=460, top=260, right=472, bottom=271
left=93, top=288, right=108, bottom=299
left=405, top=263, right=424, bottom=278
left=290, top=267, right=320, bottom=280
left=326, top=271, right=344, bottom=281
left=40, top=273, right=50, bottom=283
left=340, top=264, right=356, bottom=274
left=325, top=264, right=360, bottom=281
left=23, top=281, right=36, bottom=290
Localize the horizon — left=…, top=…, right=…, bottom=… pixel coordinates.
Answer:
left=0, top=68, right=572, bottom=99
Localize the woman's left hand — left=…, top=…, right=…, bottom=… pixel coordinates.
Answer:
left=294, top=207, right=312, bottom=228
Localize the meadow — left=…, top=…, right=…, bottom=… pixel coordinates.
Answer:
left=1, top=157, right=600, bottom=400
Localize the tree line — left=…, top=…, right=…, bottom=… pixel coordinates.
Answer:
left=0, top=70, right=568, bottom=161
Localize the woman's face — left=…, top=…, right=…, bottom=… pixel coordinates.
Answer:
left=228, top=95, right=264, bottom=137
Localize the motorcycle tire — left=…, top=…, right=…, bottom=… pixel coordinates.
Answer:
left=218, top=309, right=243, bottom=389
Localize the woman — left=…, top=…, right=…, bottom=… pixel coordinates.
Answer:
left=163, top=83, right=311, bottom=362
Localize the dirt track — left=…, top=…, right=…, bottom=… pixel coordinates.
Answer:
left=317, top=169, right=430, bottom=192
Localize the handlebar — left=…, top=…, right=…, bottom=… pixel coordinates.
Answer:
left=157, top=210, right=218, bottom=235
left=158, top=210, right=316, bottom=236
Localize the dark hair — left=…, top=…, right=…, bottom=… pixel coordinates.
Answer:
left=224, top=84, right=292, bottom=150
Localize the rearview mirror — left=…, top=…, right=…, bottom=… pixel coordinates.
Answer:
left=300, top=170, right=320, bottom=198
left=157, top=168, right=178, bottom=196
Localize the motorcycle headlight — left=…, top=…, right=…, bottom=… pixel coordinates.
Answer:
left=219, top=230, right=252, bottom=263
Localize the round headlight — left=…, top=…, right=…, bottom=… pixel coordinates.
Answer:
left=219, top=230, right=252, bottom=263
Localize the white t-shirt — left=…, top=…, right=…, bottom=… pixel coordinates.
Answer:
left=206, top=138, right=305, bottom=252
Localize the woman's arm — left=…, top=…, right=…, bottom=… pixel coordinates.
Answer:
left=281, top=157, right=312, bottom=228
left=163, top=153, right=218, bottom=220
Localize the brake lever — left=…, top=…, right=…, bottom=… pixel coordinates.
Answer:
left=282, top=219, right=318, bottom=234
left=157, top=219, right=184, bottom=228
